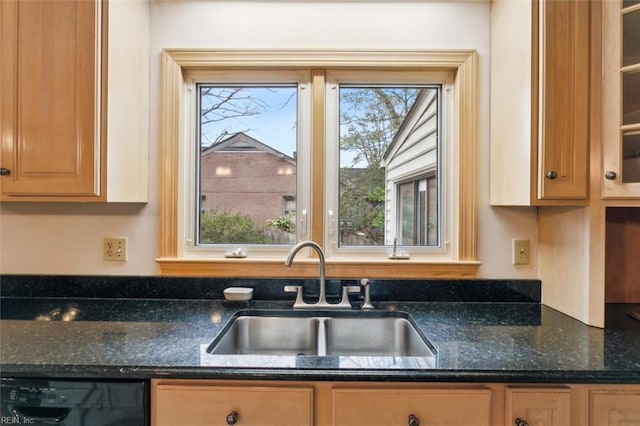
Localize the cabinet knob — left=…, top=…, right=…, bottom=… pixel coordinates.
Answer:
left=226, top=411, right=238, bottom=425
left=515, top=418, right=529, bottom=426
left=545, top=171, right=558, bottom=180
left=408, top=414, right=420, bottom=426
left=0, top=168, right=10, bottom=176
left=605, top=171, right=617, bottom=180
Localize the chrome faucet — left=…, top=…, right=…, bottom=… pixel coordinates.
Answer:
left=284, top=240, right=358, bottom=309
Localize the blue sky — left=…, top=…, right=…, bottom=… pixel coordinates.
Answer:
left=200, top=86, right=297, bottom=158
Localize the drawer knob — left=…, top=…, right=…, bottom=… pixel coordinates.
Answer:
left=226, top=411, right=238, bottom=425
left=408, top=414, right=420, bottom=426
left=515, top=418, right=529, bottom=426
left=545, top=170, right=557, bottom=180
left=0, top=168, right=10, bottom=176
left=605, top=171, right=617, bottom=180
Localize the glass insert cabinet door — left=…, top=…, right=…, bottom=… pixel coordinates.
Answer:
left=603, top=0, right=640, bottom=198
left=622, top=7, right=640, bottom=183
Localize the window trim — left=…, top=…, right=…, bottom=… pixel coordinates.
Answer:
left=158, top=49, right=479, bottom=278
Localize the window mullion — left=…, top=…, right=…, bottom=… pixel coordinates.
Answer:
left=311, top=69, right=326, bottom=246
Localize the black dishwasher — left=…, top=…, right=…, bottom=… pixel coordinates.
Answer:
left=0, top=378, right=148, bottom=426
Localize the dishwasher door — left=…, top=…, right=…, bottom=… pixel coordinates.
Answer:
left=0, top=378, right=148, bottom=426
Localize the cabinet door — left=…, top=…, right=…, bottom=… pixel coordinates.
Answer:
left=332, top=387, right=491, bottom=426
left=153, top=384, right=314, bottom=426
left=0, top=0, right=100, bottom=197
left=505, top=387, right=571, bottom=426
left=490, top=0, right=589, bottom=205
left=537, top=0, right=590, bottom=200
left=591, top=390, right=640, bottom=426
left=602, top=1, right=640, bottom=199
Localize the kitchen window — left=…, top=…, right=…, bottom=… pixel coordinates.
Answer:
left=158, top=50, right=479, bottom=278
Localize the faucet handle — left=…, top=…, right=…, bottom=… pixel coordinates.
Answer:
left=284, top=285, right=305, bottom=308
left=337, top=285, right=360, bottom=308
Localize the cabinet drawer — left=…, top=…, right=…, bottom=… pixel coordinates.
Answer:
left=332, top=387, right=491, bottom=426
left=154, top=384, right=313, bottom=426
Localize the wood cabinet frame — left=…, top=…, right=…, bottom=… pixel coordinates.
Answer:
left=0, top=0, right=149, bottom=202
left=151, top=380, right=640, bottom=426
left=490, top=0, right=590, bottom=206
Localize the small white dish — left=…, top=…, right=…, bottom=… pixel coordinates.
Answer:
left=224, top=248, right=247, bottom=258
left=224, top=287, right=253, bottom=302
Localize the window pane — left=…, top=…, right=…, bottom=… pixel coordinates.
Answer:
left=338, top=85, right=440, bottom=247
left=622, top=131, right=640, bottom=183
left=418, top=180, right=427, bottom=245
left=197, top=85, right=298, bottom=245
left=623, top=9, right=640, bottom=67
left=399, top=182, right=415, bottom=246
left=426, top=176, right=438, bottom=245
left=622, top=70, right=640, bottom=125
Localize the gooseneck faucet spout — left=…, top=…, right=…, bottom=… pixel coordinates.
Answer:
left=285, top=240, right=328, bottom=306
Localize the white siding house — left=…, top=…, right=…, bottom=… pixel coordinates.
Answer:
left=381, top=89, right=440, bottom=246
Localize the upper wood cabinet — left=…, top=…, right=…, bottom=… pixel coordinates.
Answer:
left=0, top=0, right=149, bottom=202
left=602, top=1, right=640, bottom=200
left=490, top=0, right=590, bottom=206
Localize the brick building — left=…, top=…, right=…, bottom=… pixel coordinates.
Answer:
left=200, top=133, right=296, bottom=227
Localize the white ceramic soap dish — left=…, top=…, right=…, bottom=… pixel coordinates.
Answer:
left=223, top=287, right=253, bottom=302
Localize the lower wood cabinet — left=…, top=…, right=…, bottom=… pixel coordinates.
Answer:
left=332, top=387, right=491, bottom=426
left=505, top=386, right=572, bottom=426
left=153, top=382, right=314, bottom=426
left=590, top=390, right=640, bottom=426
left=151, top=380, right=640, bottom=426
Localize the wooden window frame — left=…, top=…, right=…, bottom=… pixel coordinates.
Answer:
left=157, top=49, right=479, bottom=278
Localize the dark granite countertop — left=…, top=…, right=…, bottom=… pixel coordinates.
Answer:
left=2, top=296, right=639, bottom=384
left=1, top=275, right=638, bottom=383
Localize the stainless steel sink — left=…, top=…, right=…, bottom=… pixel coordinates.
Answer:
left=207, top=315, right=319, bottom=355
left=323, top=317, right=433, bottom=357
left=207, top=310, right=436, bottom=362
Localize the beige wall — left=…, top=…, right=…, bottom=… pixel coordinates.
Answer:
left=0, top=0, right=538, bottom=278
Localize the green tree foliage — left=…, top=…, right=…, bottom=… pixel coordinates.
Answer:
left=340, top=88, right=418, bottom=168
left=266, top=213, right=296, bottom=233
left=339, top=167, right=385, bottom=244
left=199, top=210, right=269, bottom=244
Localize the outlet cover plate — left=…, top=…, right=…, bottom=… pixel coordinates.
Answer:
left=103, top=237, right=127, bottom=261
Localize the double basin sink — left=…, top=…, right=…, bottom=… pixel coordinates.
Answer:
left=204, top=310, right=437, bottom=369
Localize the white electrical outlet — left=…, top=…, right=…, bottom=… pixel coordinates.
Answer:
left=103, top=237, right=127, bottom=261
left=512, top=239, right=530, bottom=265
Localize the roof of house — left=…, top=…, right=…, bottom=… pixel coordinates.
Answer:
left=201, top=132, right=296, bottom=164
left=382, top=89, right=437, bottom=163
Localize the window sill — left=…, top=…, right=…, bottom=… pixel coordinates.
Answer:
left=156, top=257, right=480, bottom=278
